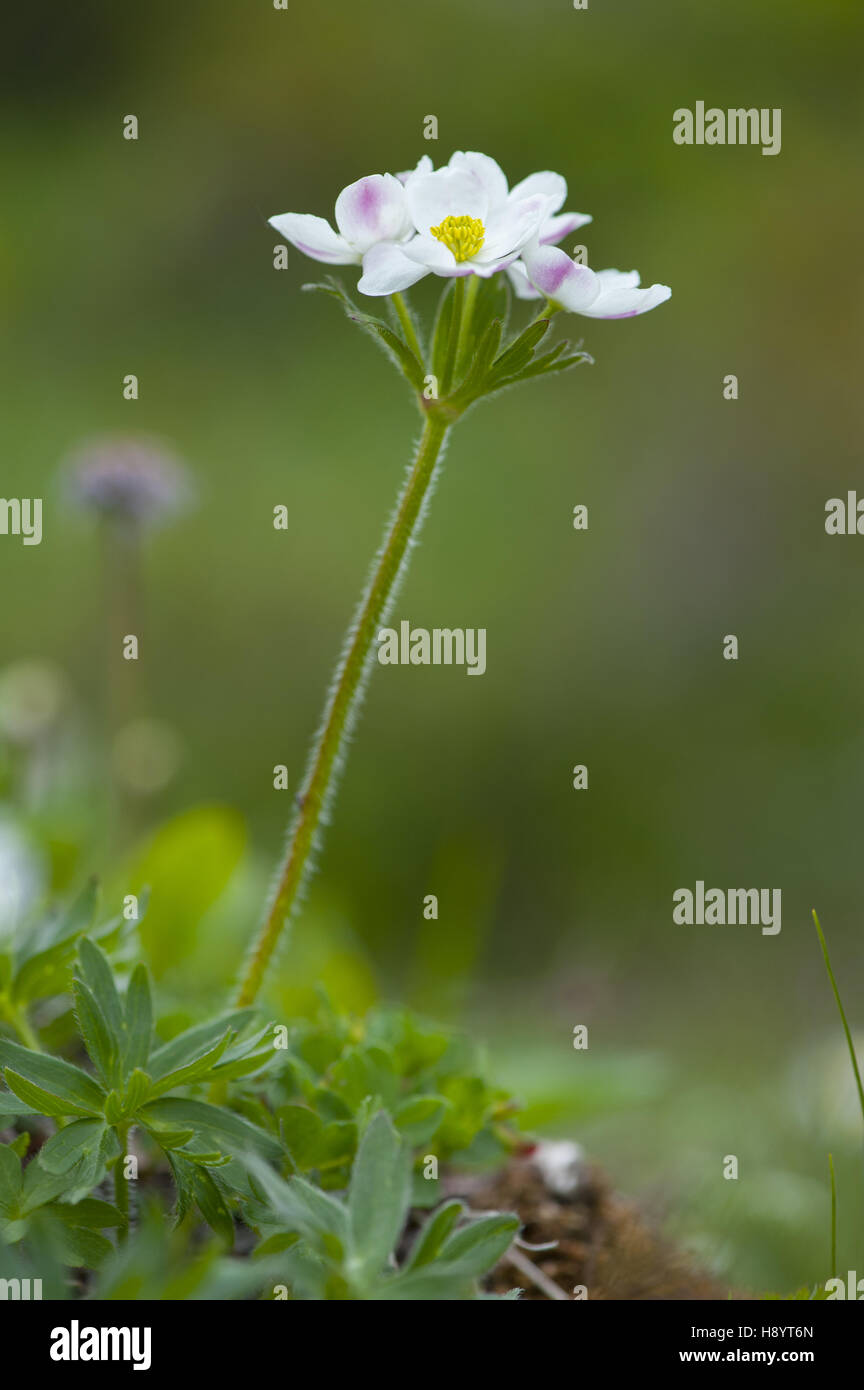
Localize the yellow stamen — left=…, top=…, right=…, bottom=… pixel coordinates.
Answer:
left=429, top=213, right=485, bottom=262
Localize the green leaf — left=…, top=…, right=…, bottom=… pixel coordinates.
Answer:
left=2, top=1070, right=102, bottom=1121
left=329, top=1045, right=398, bottom=1111
left=348, top=1111, right=410, bottom=1280
left=0, top=1039, right=105, bottom=1114
left=148, top=1008, right=256, bottom=1080
left=139, top=1097, right=281, bottom=1161
left=72, top=977, right=117, bottom=1086
left=122, top=1068, right=152, bottom=1116
left=406, top=1199, right=464, bottom=1269
left=38, top=1119, right=107, bottom=1175
left=488, top=318, right=551, bottom=382
left=187, top=1162, right=235, bottom=1247
left=11, top=879, right=99, bottom=1003
left=278, top=1106, right=356, bottom=1172
left=52, top=1221, right=114, bottom=1268
left=438, top=1211, right=519, bottom=1277
left=430, top=280, right=458, bottom=385
left=147, top=1028, right=234, bottom=1098
left=393, top=1095, right=448, bottom=1146
left=48, top=1196, right=125, bottom=1229
left=0, top=1143, right=23, bottom=1209
left=122, top=964, right=153, bottom=1075
left=0, top=1092, right=37, bottom=1117
left=19, top=1159, right=82, bottom=1215
left=76, top=938, right=123, bottom=1039
left=451, top=317, right=503, bottom=405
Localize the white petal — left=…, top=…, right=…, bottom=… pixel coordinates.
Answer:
left=356, top=242, right=428, bottom=296
left=477, top=195, right=548, bottom=262
left=594, top=269, right=641, bottom=290
left=400, top=233, right=467, bottom=276
left=447, top=151, right=509, bottom=210
left=522, top=244, right=601, bottom=311
left=578, top=273, right=671, bottom=318
left=406, top=168, right=488, bottom=234
left=268, top=212, right=357, bottom=264
left=506, top=262, right=543, bottom=301
left=509, top=170, right=567, bottom=212
left=539, top=211, right=593, bottom=245
left=397, top=154, right=434, bottom=185
left=334, top=174, right=411, bottom=254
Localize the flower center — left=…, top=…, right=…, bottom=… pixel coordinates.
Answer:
left=429, top=214, right=485, bottom=262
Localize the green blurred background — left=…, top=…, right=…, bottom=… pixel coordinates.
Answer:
left=2, top=0, right=863, bottom=1292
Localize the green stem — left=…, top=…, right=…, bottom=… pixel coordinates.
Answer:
left=391, top=292, right=424, bottom=366
left=3, top=1000, right=42, bottom=1052
left=454, top=274, right=480, bottom=378
left=236, top=410, right=453, bottom=1006
left=531, top=298, right=563, bottom=324
left=828, top=1152, right=837, bottom=1280
left=812, top=911, right=864, bottom=1127
left=114, top=1123, right=129, bottom=1238
left=440, top=277, right=466, bottom=396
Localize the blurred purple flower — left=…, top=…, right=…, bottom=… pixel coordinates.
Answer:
left=61, top=436, right=194, bottom=528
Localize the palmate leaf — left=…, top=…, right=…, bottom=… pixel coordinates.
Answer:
left=304, top=277, right=426, bottom=393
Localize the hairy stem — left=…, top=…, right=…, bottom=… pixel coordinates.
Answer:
left=236, top=409, right=452, bottom=1005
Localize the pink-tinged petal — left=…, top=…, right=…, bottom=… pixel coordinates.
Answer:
left=477, top=194, right=548, bottom=261
left=447, top=151, right=509, bottom=210
left=397, top=155, right=434, bottom=185
left=509, top=170, right=567, bottom=212
left=405, top=168, right=488, bottom=234
left=578, top=274, right=671, bottom=318
left=268, top=212, right=357, bottom=264
left=334, top=174, right=411, bottom=253
left=522, top=244, right=601, bottom=311
left=506, top=262, right=543, bottom=300
left=539, top=211, right=593, bottom=245
left=357, top=242, right=429, bottom=296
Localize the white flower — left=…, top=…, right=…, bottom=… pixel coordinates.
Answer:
left=269, top=173, right=415, bottom=273
left=518, top=243, right=671, bottom=318
left=359, top=150, right=591, bottom=297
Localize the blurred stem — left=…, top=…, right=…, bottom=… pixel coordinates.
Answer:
left=114, top=1124, right=129, bottom=1238
left=391, top=292, right=424, bottom=365
left=828, top=1152, right=837, bottom=1280
left=2, top=1000, right=41, bottom=1052
left=812, top=911, right=864, bottom=1127
left=237, top=408, right=453, bottom=1005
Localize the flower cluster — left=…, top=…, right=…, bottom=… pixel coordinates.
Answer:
left=270, top=150, right=670, bottom=320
